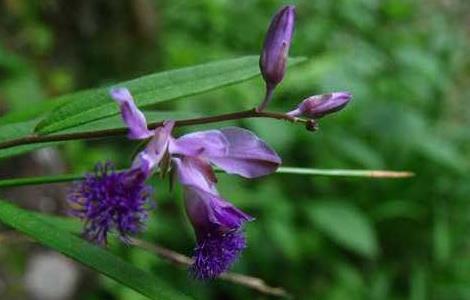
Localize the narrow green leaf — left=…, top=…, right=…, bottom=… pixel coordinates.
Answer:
left=0, top=142, right=57, bottom=160
left=35, top=56, right=306, bottom=135
left=0, top=201, right=191, bottom=300
left=308, top=200, right=379, bottom=258
left=0, top=119, right=55, bottom=158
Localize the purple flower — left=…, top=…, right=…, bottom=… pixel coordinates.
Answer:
left=258, top=5, right=296, bottom=111
left=111, top=87, right=281, bottom=278
left=287, top=92, right=352, bottom=119
left=173, top=157, right=253, bottom=279
left=67, top=161, right=152, bottom=245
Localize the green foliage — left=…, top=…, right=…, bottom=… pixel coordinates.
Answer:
left=0, top=0, right=469, bottom=299
left=35, top=56, right=304, bottom=135
left=308, top=200, right=378, bottom=258
left=0, top=201, right=191, bottom=300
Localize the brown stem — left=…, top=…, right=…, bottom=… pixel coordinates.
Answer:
left=0, top=108, right=307, bottom=150
left=131, top=238, right=290, bottom=297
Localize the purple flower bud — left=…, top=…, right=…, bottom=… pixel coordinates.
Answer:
left=67, top=162, right=152, bottom=245
left=287, top=92, right=352, bottom=119
left=259, top=5, right=296, bottom=89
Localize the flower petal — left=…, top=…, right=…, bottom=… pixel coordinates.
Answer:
left=170, top=130, right=228, bottom=158
left=172, top=156, right=218, bottom=195
left=210, top=127, right=281, bottom=178
left=145, top=121, right=175, bottom=162
left=183, top=185, right=253, bottom=233
left=171, top=127, right=281, bottom=178
left=110, top=87, right=154, bottom=140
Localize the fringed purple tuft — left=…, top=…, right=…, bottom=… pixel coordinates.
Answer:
left=67, top=162, right=152, bottom=245
left=190, top=230, right=247, bottom=280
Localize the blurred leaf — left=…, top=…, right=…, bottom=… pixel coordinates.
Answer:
left=35, top=56, right=306, bottom=135
left=416, top=134, right=467, bottom=173
left=371, top=200, right=424, bottom=221
left=0, top=201, right=191, bottom=300
left=328, top=133, right=385, bottom=169
left=308, top=200, right=379, bottom=258
left=410, top=266, right=427, bottom=300
left=433, top=209, right=451, bottom=264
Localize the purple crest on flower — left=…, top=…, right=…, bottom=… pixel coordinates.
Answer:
left=173, top=157, right=253, bottom=279
left=191, top=231, right=247, bottom=280
left=110, top=87, right=154, bottom=140
left=259, top=5, right=296, bottom=90
left=287, top=92, right=352, bottom=119
left=67, top=162, right=152, bottom=245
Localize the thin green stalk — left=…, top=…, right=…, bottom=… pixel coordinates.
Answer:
left=0, top=167, right=414, bottom=188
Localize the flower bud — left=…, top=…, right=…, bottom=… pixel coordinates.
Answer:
left=259, top=5, right=296, bottom=89
left=287, top=92, right=352, bottom=119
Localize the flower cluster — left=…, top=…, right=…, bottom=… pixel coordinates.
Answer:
left=70, top=87, right=281, bottom=278
left=68, top=4, right=352, bottom=279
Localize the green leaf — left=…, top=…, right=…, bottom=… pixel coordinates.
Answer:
left=0, top=201, right=192, bottom=300
left=0, top=120, right=53, bottom=159
left=308, top=200, right=379, bottom=258
left=35, top=56, right=306, bottom=135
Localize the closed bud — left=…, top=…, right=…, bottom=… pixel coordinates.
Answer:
left=259, top=5, right=296, bottom=89
left=287, top=92, right=352, bottom=119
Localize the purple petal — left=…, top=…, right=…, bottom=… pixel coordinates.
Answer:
left=137, top=120, right=175, bottom=168
left=110, top=87, right=154, bottom=140
left=172, top=127, right=281, bottom=178
left=183, top=185, right=253, bottom=233
left=211, top=127, right=281, bottom=178
left=170, top=130, right=228, bottom=158
left=173, top=156, right=218, bottom=195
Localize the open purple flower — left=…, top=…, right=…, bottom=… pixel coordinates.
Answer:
left=110, top=87, right=281, bottom=278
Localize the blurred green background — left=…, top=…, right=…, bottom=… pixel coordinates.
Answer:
left=1, top=0, right=470, bottom=299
